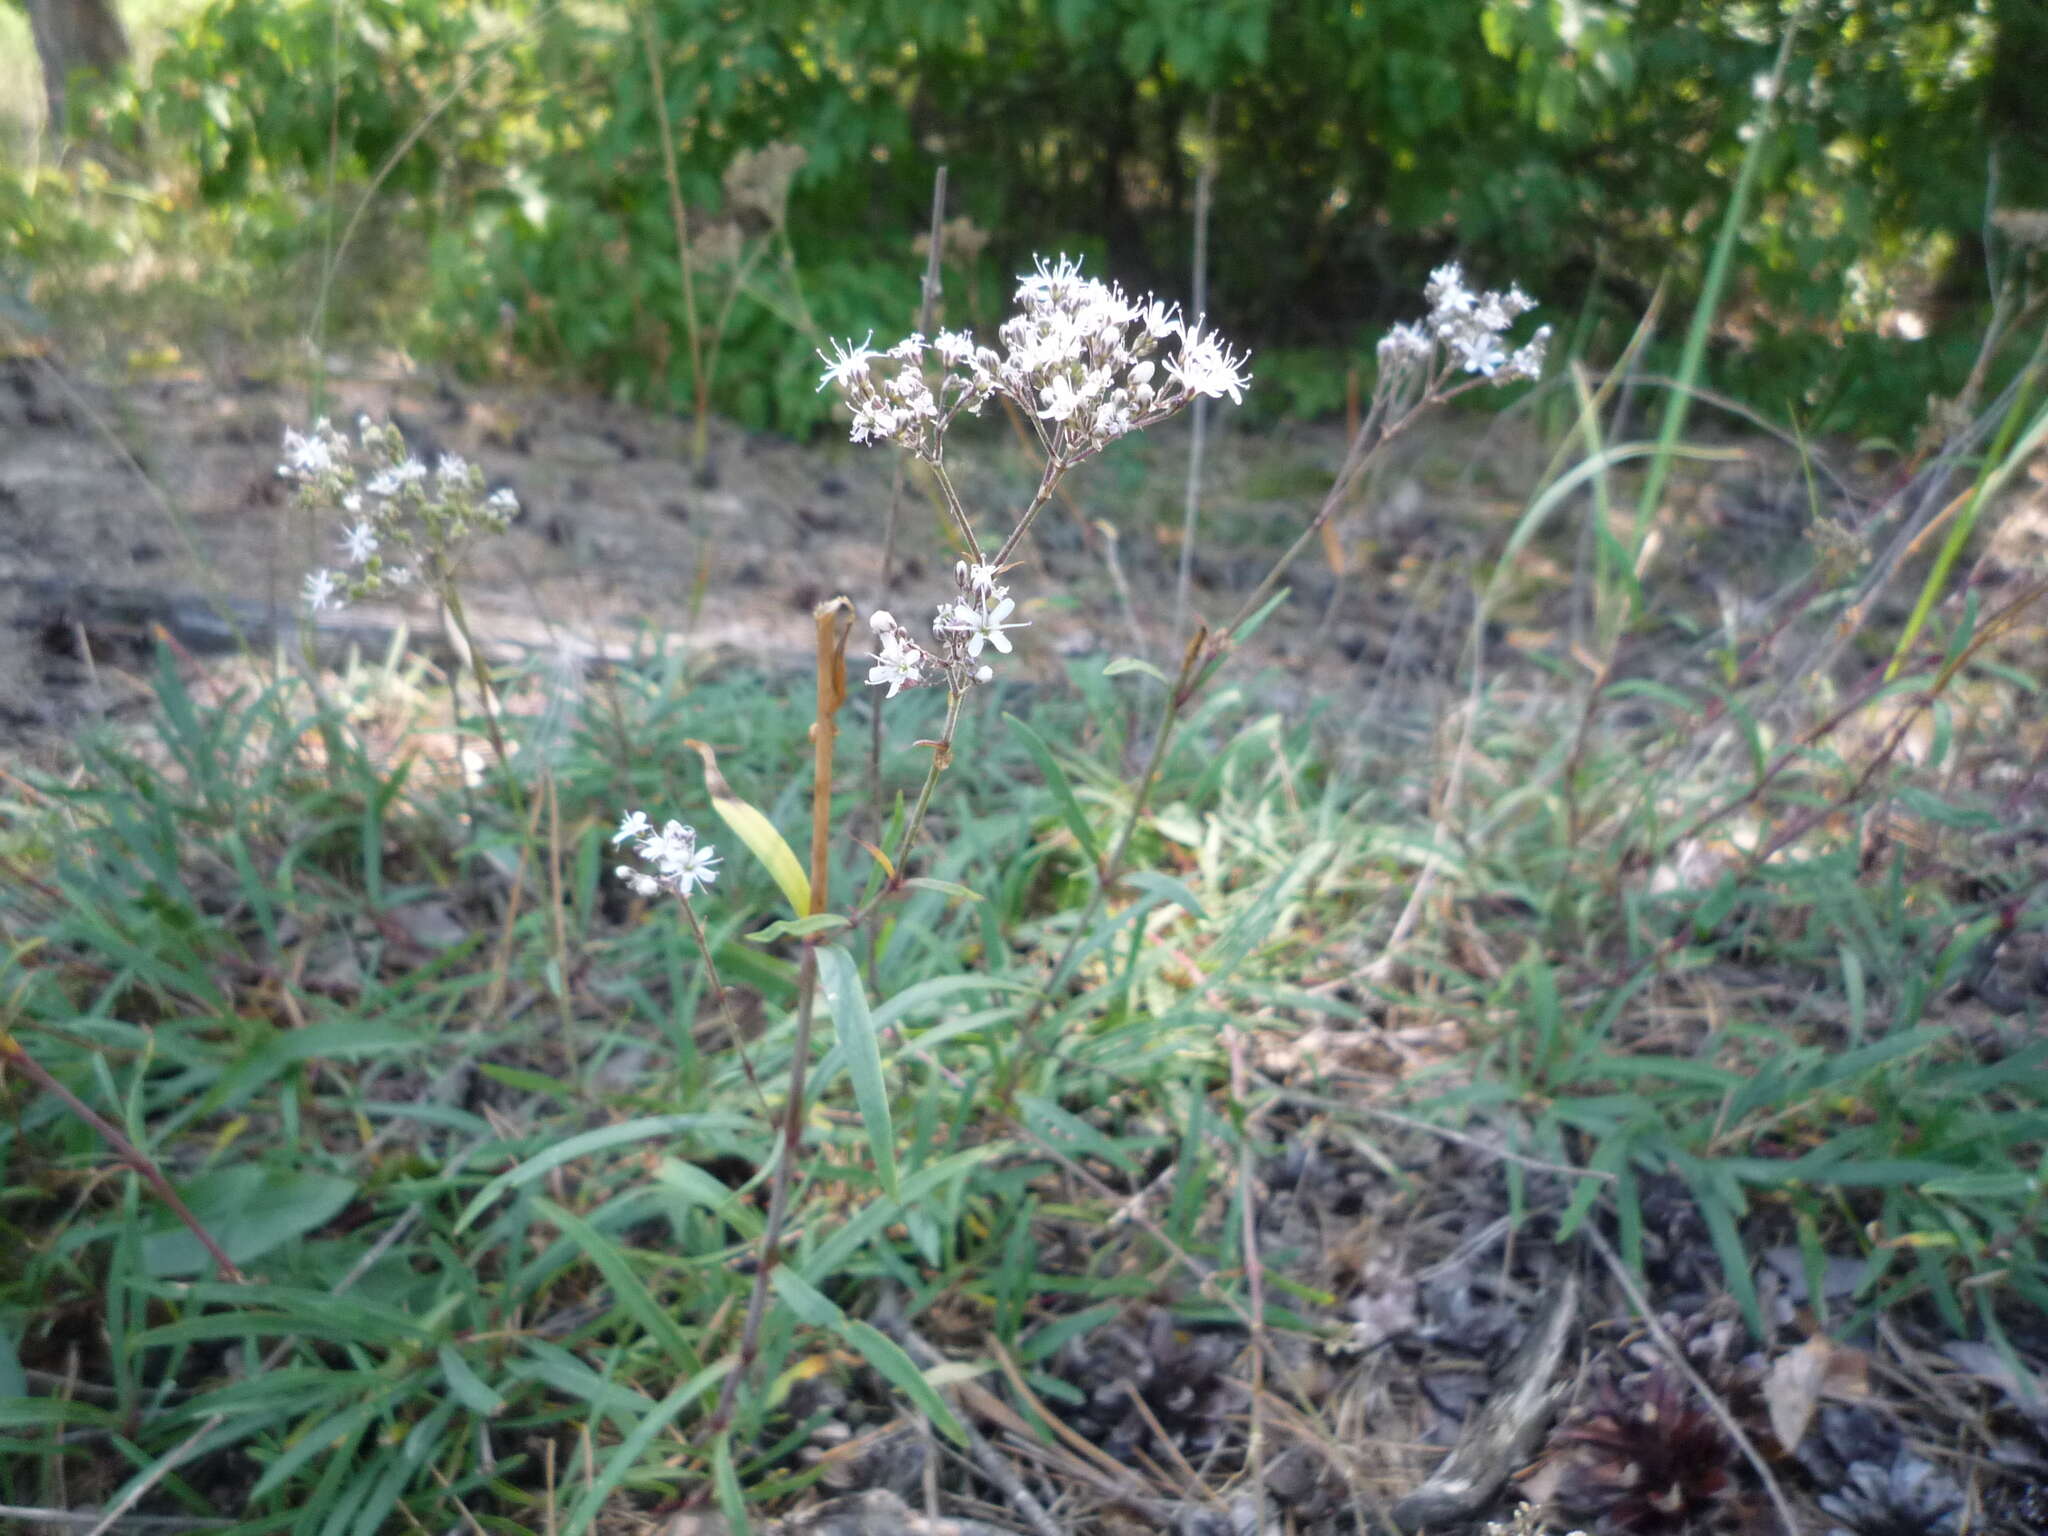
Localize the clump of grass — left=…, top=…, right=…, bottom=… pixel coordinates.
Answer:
left=3, top=234, right=2046, bottom=1536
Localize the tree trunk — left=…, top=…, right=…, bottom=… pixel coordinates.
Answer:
left=26, top=0, right=130, bottom=141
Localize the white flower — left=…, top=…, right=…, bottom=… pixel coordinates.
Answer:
left=280, top=427, right=334, bottom=479
left=961, top=561, right=1004, bottom=598
left=934, top=330, right=976, bottom=366
left=340, top=521, right=379, bottom=564
left=1506, top=326, right=1552, bottom=382
left=303, top=569, right=340, bottom=611
left=1454, top=332, right=1506, bottom=377
left=648, top=820, right=697, bottom=867
left=612, top=810, right=719, bottom=900
left=486, top=486, right=520, bottom=517
left=1016, top=253, right=1088, bottom=308
left=1167, top=330, right=1251, bottom=403
left=1377, top=322, right=1433, bottom=366
left=435, top=453, right=471, bottom=489
left=658, top=839, right=720, bottom=897
left=366, top=458, right=427, bottom=497
left=870, top=609, right=899, bottom=634
left=953, top=595, right=1027, bottom=658
left=817, top=332, right=880, bottom=393
left=616, top=864, right=662, bottom=898
left=850, top=398, right=900, bottom=444
left=1138, top=299, right=1181, bottom=340
left=867, top=632, right=923, bottom=697
left=887, top=332, right=926, bottom=362
left=1036, top=374, right=1083, bottom=423
left=1425, top=263, right=1473, bottom=318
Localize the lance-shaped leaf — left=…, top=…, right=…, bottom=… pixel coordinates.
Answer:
left=685, top=738, right=812, bottom=916
left=817, top=944, right=897, bottom=1199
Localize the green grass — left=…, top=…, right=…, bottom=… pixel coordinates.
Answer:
left=1, top=519, right=2042, bottom=1528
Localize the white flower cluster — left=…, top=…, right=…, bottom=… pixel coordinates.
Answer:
left=865, top=560, right=1028, bottom=699
left=818, top=253, right=1250, bottom=463
left=282, top=417, right=519, bottom=612
left=611, top=809, right=720, bottom=899
left=1377, top=262, right=1551, bottom=384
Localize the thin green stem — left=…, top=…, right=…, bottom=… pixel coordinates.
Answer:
left=677, top=894, right=769, bottom=1116
left=1024, top=643, right=1197, bottom=1030
left=925, top=458, right=986, bottom=564
left=853, top=688, right=967, bottom=927
left=992, top=464, right=1069, bottom=571
left=639, top=2, right=708, bottom=467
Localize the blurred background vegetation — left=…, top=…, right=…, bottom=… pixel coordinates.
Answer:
left=5, top=0, right=2045, bottom=440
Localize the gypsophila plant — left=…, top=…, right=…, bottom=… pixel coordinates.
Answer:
left=1377, top=262, right=1551, bottom=394
left=283, top=415, right=523, bottom=776
left=282, top=417, right=519, bottom=612
left=817, top=254, right=1249, bottom=719
left=595, top=252, right=1546, bottom=1445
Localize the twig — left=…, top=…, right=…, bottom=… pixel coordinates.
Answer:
left=1, top=1033, right=243, bottom=1284
left=891, top=1324, right=1065, bottom=1536
left=707, top=606, right=849, bottom=1436
left=1093, top=518, right=1148, bottom=655
left=1580, top=1225, right=1800, bottom=1536
left=1390, top=1275, right=1578, bottom=1530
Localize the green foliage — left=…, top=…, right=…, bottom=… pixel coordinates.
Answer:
left=102, top=0, right=513, bottom=202
left=8, top=0, right=2025, bottom=436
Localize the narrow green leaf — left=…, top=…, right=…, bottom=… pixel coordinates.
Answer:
left=745, top=912, right=850, bottom=943
left=687, top=738, right=813, bottom=915
left=455, top=1114, right=743, bottom=1231
left=1103, top=656, right=1168, bottom=684
left=560, top=1365, right=732, bottom=1536
left=141, top=1167, right=357, bottom=1277
left=711, top=1430, right=752, bottom=1535
left=1004, top=712, right=1102, bottom=864
left=1121, top=870, right=1207, bottom=919
left=1018, top=1095, right=1139, bottom=1176
left=901, top=877, right=983, bottom=902
left=436, top=1345, right=505, bottom=1417
left=769, top=1269, right=966, bottom=1443
left=817, top=944, right=898, bottom=1200
left=532, top=1197, right=700, bottom=1373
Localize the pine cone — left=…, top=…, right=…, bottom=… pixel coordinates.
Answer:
left=1552, top=1369, right=1733, bottom=1533
left=1817, top=1455, right=1963, bottom=1536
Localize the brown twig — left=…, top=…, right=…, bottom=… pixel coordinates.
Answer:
left=1, top=1032, right=244, bottom=1284
left=706, top=601, right=849, bottom=1438
left=889, top=1323, right=1066, bottom=1536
